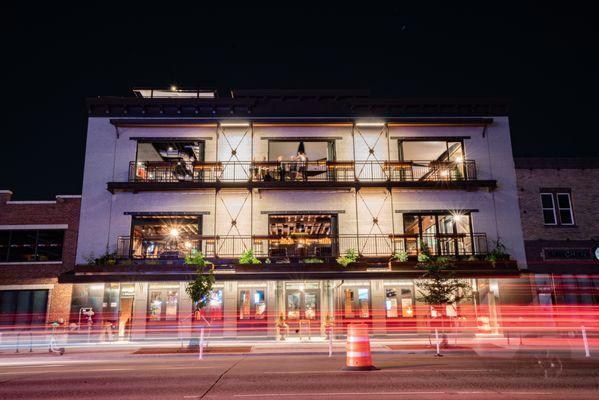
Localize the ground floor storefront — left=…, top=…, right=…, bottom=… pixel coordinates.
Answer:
left=67, top=277, right=530, bottom=341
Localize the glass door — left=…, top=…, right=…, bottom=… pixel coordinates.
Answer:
left=237, top=287, right=267, bottom=336
left=384, top=284, right=416, bottom=333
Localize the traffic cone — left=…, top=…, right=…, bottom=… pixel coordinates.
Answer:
left=343, top=323, right=378, bottom=371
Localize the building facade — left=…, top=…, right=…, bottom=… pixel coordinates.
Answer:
left=515, top=157, right=599, bottom=306
left=62, top=89, right=530, bottom=340
left=0, top=190, right=80, bottom=328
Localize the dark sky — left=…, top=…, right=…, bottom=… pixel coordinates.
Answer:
left=2, top=3, right=597, bottom=199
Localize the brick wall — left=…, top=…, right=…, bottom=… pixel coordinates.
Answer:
left=515, top=168, right=599, bottom=241
left=0, top=191, right=80, bottom=323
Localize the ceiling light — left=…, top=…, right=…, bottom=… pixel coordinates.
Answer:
left=170, top=85, right=178, bottom=91
left=169, top=228, right=180, bottom=237
left=355, top=121, right=386, bottom=127
left=220, top=121, right=250, bottom=127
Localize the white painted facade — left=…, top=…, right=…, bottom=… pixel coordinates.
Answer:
left=76, top=116, right=526, bottom=266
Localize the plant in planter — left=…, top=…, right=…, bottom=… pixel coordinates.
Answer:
left=239, top=249, right=261, bottom=264
left=485, top=238, right=509, bottom=266
left=417, top=240, right=432, bottom=262
left=303, top=258, right=325, bottom=264
left=85, top=252, right=117, bottom=266
left=336, top=248, right=358, bottom=267
left=185, top=251, right=215, bottom=313
left=393, top=250, right=409, bottom=262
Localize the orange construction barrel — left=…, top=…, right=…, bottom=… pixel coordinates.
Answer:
left=343, top=323, right=378, bottom=371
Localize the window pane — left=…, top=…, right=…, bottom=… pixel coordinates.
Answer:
left=540, top=193, right=554, bottom=209
left=0, top=231, right=9, bottom=261
left=557, top=194, right=571, bottom=209
left=8, top=230, right=37, bottom=262
left=36, top=230, right=64, bottom=261
left=559, top=210, right=573, bottom=225
left=543, top=210, right=556, bottom=224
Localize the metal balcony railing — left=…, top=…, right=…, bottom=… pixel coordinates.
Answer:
left=127, top=160, right=478, bottom=184
left=115, top=232, right=488, bottom=261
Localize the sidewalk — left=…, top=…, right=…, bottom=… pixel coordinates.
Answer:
left=2, top=333, right=596, bottom=360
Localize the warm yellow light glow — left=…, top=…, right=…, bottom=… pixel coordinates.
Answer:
left=440, top=170, right=450, bottom=177
left=184, top=241, right=192, bottom=249
left=455, top=156, right=464, bottom=163
left=170, top=85, right=178, bottom=91
left=220, top=121, right=250, bottom=127
left=169, top=228, right=180, bottom=237
left=355, top=121, right=386, bottom=127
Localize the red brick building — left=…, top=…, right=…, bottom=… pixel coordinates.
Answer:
left=515, top=158, right=599, bottom=305
left=0, top=190, right=80, bottom=327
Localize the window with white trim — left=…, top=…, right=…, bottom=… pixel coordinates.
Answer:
left=540, top=193, right=557, bottom=225
left=556, top=193, right=574, bottom=225
left=540, top=191, right=575, bottom=226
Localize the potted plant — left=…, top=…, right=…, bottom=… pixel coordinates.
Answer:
left=336, top=248, right=358, bottom=267
left=239, top=249, right=261, bottom=264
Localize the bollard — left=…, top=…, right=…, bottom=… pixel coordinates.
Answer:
left=434, top=328, right=442, bottom=357
left=343, top=323, right=378, bottom=371
left=198, top=328, right=205, bottom=360
left=581, top=326, right=591, bottom=358
left=328, top=326, right=333, bottom=358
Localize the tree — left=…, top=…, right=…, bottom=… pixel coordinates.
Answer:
left=185, top=251, right=215, bottom=312
left=416, top=258, right=471, bottom=313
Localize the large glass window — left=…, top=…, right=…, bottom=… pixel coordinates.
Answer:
left=0, top=290, right=48, bottom=326
left=147, top=284, right=179, bottom=322
left=268, top=214, right=338, bottom=259
left=0, top=229, right=65, bottom=262
left=134, top=140, right=205, bottom=182
left=402, top=212, right=474, bottom=256
left=130, top=215, right=201, bottom=259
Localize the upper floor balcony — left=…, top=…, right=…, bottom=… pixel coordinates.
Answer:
left=107, top=159, right=495, bottom=192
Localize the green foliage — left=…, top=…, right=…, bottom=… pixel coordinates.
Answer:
left=185, top=251, right=215, bottom=311
left=393, top=250, right=409, bottom=262
left=264, top=258, right=272, bottom=264
left=303, top=257, right=325, bottom=264
left=85, top=252, right=117, bottom=266
left=485, top=238, right=509, bottom=264
left=417, top=240, right=432, bottom=262
left=417, top=253, right=431, bottom=262
left=239, top=249, right=261, bottom=264
left=336, top=248, right=358, bottom=267
left=416, top=258, right=471, bottom=308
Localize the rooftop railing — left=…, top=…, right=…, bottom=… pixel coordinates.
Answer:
left=128, top=159, right=478, bottom=184
left=115, top=232, right=488, bottom=261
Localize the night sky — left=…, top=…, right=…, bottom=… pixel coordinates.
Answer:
left=2, top=4, right=597, bottom=199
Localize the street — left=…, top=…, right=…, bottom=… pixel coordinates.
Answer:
left=1, top=348, right=598, bottom=399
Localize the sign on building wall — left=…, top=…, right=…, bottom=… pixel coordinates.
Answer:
left=543, top=248, right=592, bottom=260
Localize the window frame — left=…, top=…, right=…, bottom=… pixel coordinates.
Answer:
left=556, top=192, right=575, bottom=225
left=539, top=189, right=575, bottom=226
left=540, top=193, right=558, bottom=226
left=0, top=229, right=65, bottom=263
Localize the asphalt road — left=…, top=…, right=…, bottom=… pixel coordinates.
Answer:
left=1, top=350, right=598, bottom=399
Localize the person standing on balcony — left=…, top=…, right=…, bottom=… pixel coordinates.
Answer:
left=298, top=151, right=308, bottom=181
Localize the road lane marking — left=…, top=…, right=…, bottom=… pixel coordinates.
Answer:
left=233, top=391, right=553, bottom=398
left=0, top=365, right=219, bottom=375
left=234, top=392, right=445, bottom=397
left=263, top=368, right=497, bottom=374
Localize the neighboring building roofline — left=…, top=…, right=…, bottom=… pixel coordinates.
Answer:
left=515, top=157, right=599, bottom=170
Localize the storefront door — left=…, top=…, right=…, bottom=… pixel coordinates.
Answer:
left=237, top=287, right=267, bottom=335
left=384, top=283, right=416, bottom=333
